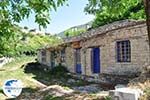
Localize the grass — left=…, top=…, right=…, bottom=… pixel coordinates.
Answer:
left=0, top=56, right=37, bottom=100
left=104, top=96, right=112, bottom=100
left=144, top=88, right=150, bottom=99
left=140, top=87, right=150, bottom=100
left=0, top=56, right=107, bottom=100
left=23, top=64, right=88, bottom=87
left=0, top=56, right=88, bottom=99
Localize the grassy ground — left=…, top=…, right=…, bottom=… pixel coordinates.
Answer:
left=0, top=56, right=105, bottom=100
left=0, top=56, right=38, bottom=100
left=4, top=55, right=147, bottom=100
left=0, top=56, right=112, bottom=100
left=1, top=56, right=148, bottom=100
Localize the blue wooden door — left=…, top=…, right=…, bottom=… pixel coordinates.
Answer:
left=92, top=48, right=100, bottom=73
left=75, top=49, right=82, bottom=74
left=76, top=64, right=81, bottom=74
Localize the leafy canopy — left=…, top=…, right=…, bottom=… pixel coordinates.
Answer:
left=0, top=25, right=63, bottom=57
left=64, top=29, right=86, bottom=37
left=0, top=0, right=67, bottom=56
left=0, top=0, right=67, bottom=28
left=85, top=0, right=146, bottom=28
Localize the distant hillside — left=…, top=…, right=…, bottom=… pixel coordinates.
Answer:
left=57, top=21, right=93, bottom=38
left=0, top=25, right=62, bottom=57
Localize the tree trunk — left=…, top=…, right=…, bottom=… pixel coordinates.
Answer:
left=143, top=0, right=150, bottom=50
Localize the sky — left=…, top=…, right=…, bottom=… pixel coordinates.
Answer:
left=18, top=0, right=95, bottom=34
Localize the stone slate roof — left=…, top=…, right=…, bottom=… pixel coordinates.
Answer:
left=64, top=19, right=146, bottom=43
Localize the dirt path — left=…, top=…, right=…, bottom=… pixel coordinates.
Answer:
left=26, top=77, right=47, bottom=88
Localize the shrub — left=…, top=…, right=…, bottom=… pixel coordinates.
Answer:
left=140, top=88, right=150, bottom=100
left=49, top=65, right=68, bottom=77
left=104, top=96, right=112, bottom=100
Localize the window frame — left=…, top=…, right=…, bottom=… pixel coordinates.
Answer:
left=116, top=40, right=131, bottom=63
left=41, top=50, right=46, bottom=62
left=75, top=48, right=81, bottom=64
left=61, top=49, right=66, bottom=63
left=50, top=51, right=55, bottom=67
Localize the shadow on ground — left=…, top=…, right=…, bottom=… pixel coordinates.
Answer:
left=22, top=62, right=115, bottom=90
left=10, top=62, right=113, bottom=99
left=17, top=87, right=39, bottom=100
left=22, top=62, right=89, bottom=87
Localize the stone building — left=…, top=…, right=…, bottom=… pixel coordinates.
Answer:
left=37, top=45, right=66, bottom=69
left=37, top=20, right=150, bottom=77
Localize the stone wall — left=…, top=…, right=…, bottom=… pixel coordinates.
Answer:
left=37, top=50, right=42, bottom=63
left=46, top=50, right=51, bottom=69
left=80, top=23, right=150, bottom=76
left=37, top=20, right=150, bottom=77
left=65, top=46, right=75, bottom=73
left=37, top=49, right=61, bottom=69
left=81, top=48, right=93, bottom=76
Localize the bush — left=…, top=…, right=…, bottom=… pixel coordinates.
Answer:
left=49, top=65, right=68, bottom=77
left=104, top=96, right=112, bottom=100
left=140, top=88, right=150, bottom=100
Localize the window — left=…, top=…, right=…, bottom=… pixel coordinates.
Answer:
left=41, top=50, right=46, bottom=56
left=61, top=49, right=65, bottom=63
left=116, top=40, right=131, bottom=62
left=75, top=49, right=82, bottom=74
left=41, top=50, right=46, bottom=62
left=75, top=49, right=81, bottom=64
left=51, top=51, right=55, bottom=67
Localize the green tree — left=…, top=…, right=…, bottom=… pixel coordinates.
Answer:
left=64, top=29, right=86, bottom=37
left=85, top=0, right=145, bottom=28
left=85, top=0, right=150, bottom=49
left=0, top=0, right=67, bottom=56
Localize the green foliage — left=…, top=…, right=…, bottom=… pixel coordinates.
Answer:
left=0, top=0, right=67, bottom=28
left=85, top=0, right=146, bottom=28
left=0, top=87, right=2, bottom=92
left=49, top=65, right=68, bottom=78
left=104, top=96, right=112, bottom=100
left=142, top=87, right=150, bottom=100
left=3, top=55, right=36, bottom=68
left=0, top=0, right=67, bottom=56
left=64, top=28, right=86, bottom=37
left=0, top=25, right=22, bottom=56
left=0, top=26, right=63, bottom=56
left=84, top=0, right=101, bottom=14
left=18, top=34, right=62, bottom=53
